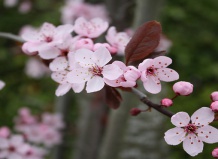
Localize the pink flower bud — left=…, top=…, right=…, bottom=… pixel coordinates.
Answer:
left=130, top=108, right=141, bottom=116
left=0, top=127, right=10, bottom=138
left=212, top=148, right=218, bottom=158
left=211, top=91, right=218, bottom=102
left=210, top=101, right=218, bottom=112
left=161, top=98, right=173, bottom=107
left=173, top=81, right=193, bottom=96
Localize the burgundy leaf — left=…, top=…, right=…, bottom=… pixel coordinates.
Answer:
left=105, top=86, right=122, bottom=109
left=125, top=21, right=162, bottom=65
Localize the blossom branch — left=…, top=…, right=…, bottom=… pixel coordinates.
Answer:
left=131, top=87, right=175, bottom=117
left=0, top=32, right=25, bottom=43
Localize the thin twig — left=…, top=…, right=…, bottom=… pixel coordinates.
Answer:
left=0, top=32, right=25, bottom=43
left=131, top=87, right=175, bottom=118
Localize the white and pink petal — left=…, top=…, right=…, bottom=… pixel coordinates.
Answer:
left=191, top=107, right=214, bottom=126
left=157, top=68, right=179, bottom=82
left=171, top=112, right=190, bottom=127
left=182, top=134, right=203, bottom=156
left=164, top=127, right=186, bottom=145
left=86, top=76, right=104, bottom=93
left=197, top=125, right=218, bottom=144
left=102, top=64, right=123, bottom=80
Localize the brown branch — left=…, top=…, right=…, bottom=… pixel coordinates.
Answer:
left=131, top=87, right=175, bottom=118
left=0, top=32, right=25, bottom=43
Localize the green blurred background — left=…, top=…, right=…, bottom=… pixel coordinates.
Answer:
left=0, top=0, right=218, bottom=158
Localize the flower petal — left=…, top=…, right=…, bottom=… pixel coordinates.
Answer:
left=74, top=48, right=95, bottom=67
left=38, top=47, right=60, bottom=59
left=157, top=68, right=179, bottom=82
left=142, top=76, right=161, bottom=94
left=191, top=107, right=214, bottom=126
left=138, top=59, right=153, bottom=71
left=49, top=56, right=68, bottom=72
left=93, top=46, right=112, bottom=67
left=86, top=76, right=104, bottom=93
left=51, top=71, right=67, bottom=84
left=197, top=125, right=218, bottom=143
left=0, top=138, right=9, bottom=149
left=10, top=135, right=24, bottom=147
left=102, top=64, right=123, bottom=80
left=183, top=134, right=203, bottom=156
left=171, top=112, right=190, bottom=127
left=67, top=68, right=91, bottom=83
left=153, top=56, right=172, bottom=68
left=164, top=127, right=186, bottom=145
left=0, top=80, right=5, bottom=90
left=72, top=83, right=85, bottom=93
left=55, top=84, right=71, bottom=96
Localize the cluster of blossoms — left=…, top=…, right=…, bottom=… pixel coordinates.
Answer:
left=0, top=107, right=64, bottom=159
left=21, top=17, right=178, bottom=96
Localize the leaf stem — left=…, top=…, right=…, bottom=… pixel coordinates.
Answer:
left=131, top=87, right=175, bottom=118
left=0, top=32, right=25, bottom=43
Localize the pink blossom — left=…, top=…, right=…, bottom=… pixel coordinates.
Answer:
left=138, top=56, right=179, bottom=94
left=0, top=135, right=30, bottom=159
left=106, top=26, right=131, bottom=55
left=161, top=98, right=173, bottom=107
left=61, top=1, right=109, bottom=24
left=50, top=56, right=85, bottom=96
left=74, top=17, right=108, bottom=38
left=42, top=113, right=65, bottom=130
left=0, top=80, right=5, bottom=90
left=164, top=107, right=218, bottom=156
left=74, top=38, right=94, bottom=50
left=211, top=91, right=218, bottom=102
left=23, top=145, right=47, bottom=159
left=93, top=43, right=117, bottom=54
left=21, top=22, right=74, bottom=59
left=173, top=81, right=193, bottom=96
left=0, top=127, right=10, bottom=138
left=25, top=58, right=50, bottom=79
left=104, top=61, right=140, bottom=88
left=154, top=35, right=172, bottom=53
left=67, top=47, right=123, bottom=93
left=212, top=148, right=218, bottom=158
left=210, top=101, right=218, bottom=112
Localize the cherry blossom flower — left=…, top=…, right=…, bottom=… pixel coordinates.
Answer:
left=106, top=26, right=131, bottom=55
left=138, top=56, right=179, bottom=94
left=4, top=0, right=18, bottom=7
left=25, top=58, right=50, bottom=79
left=212, top=148, right=218, bottom=158
left=22, top=22, right=74, bottom=59
left=104, top=61, right=140, bottom=88
left=50, top=56, right=85, bottom=96
left=0, top=80, right=5, bottom=90
left=154, top=35, right=172, bottom=53
left=0, top=135, right=30, bottom=159
left=42, top=113, right=65, bottom=130
left=67, top=47, right=123, bottom=93
left=61, top=0, right=109, bottom=24
left=161, top=98, right=173, bottom=107
left=74, top=17, right=109, bottom=38
left=210, top=101, right=218, bottom=112
left=164, top=107, right=218, bottom=156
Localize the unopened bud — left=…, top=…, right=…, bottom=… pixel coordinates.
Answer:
left=0, top=127, right=10, bottom=138
left=161, top=98, right=173, bottom=107
left=211, top=91, right=218, bottom=102
left=130, top=108, right=141, bottom=116
left=212, top=148, right=218, bottom=158
left=210, top=101, right=218, bottom=112
left=173, top=81, right=193, bottom=96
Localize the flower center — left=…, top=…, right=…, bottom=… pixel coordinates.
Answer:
left=89, top=65, right=103, bottom=76
left=146, top=67, right=155, bottom=75
left=8, top=146, right=16, bottom=152
left=185, top=124, right=197, bottom=134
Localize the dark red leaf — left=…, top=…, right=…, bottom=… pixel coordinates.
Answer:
left=125, top=21, right=162, bottom=65
left=105, top=86, right=122, bottom=109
